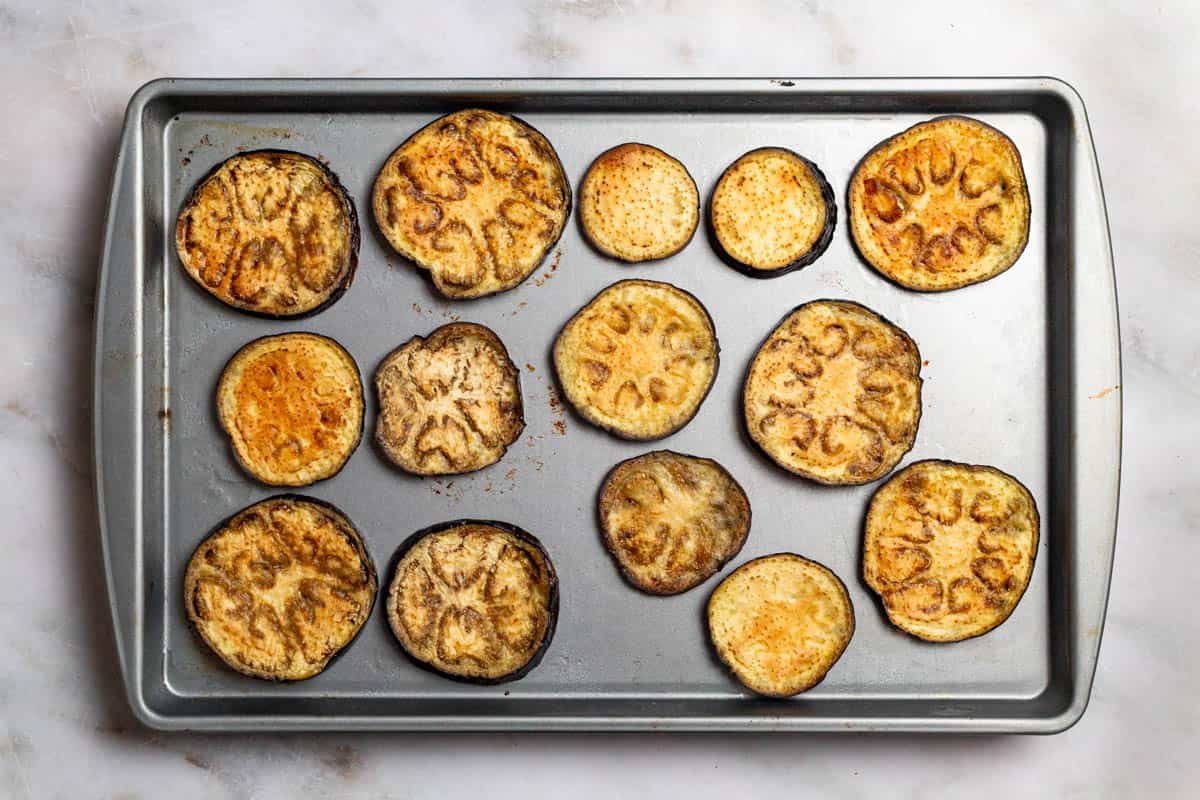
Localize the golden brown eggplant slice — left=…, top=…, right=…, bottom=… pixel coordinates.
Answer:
left=863, top=459, right=1040, bottom=642
left=385, top=520, right=558, bottom=683
left=217, top=332, right=364, bottom=487
left=743, top=299, right=921, bottom=485
left=184, top=495, right=377, bottom=681
left=707, top=554, right=854, bottom=697
left=374, top=322, right=524, bottom=476
left=553, top=279, right=718, bottom=441
left=848, top=116, right=1030, bottom=291
left=579, top=143, right=699, bottom=262
left=372, top=109, right=571, bottom=299
left=598, top=450, right=751, bottom=595
left=709, top=147, right=836, bottom=277
left=175, top=150, right=359, bottom=317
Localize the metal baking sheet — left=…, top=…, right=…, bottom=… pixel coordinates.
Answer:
left=93, top=78, right=1120, bottom=732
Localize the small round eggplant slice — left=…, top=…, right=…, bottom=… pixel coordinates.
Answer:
left=743, top=299, right=921, bottom=485
left=372, top=108, right=571, bottom=299
left=863, top=459, right=1040, bottom=642
left=175, top=150, right=359, bottom=317
left=385, top=520, right=558, bottom=683
left=579, top=143, right=699, bottom=262
left=374, top=322, right=524, bottom=476
left=184, top=495, right=377, bottom=681
left=598, top=450, right=750, bottom=595
left=217, top=332, right=364, bottom=487
left=553, top=279, right=718, bottom=441
left=848, top=115, right=1030, bottom=291
left=707, top=554, right=854, bottom=697
left=709, top=147, right=835, bottom=277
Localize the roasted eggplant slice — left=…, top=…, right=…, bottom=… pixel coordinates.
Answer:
left=743, top=299, right=921, bottom=485
left=863, top=460, right=1040, bottom=642
left=374, top=322, right=524, bottom=476
left=385, top=520, right=558, bottom=683
left=707, top=554, right=854, bottom=697
left=175, top=150, right=359, bottom=317
left=848, top=116, right=1031, bottom=291
left=598, top=450, right=750, bottom=595
left=553, top=279, right=718, bottom=440
left=217, top=332, right=364, bottom=486
left=709, top=147, right=836, bottom=277
left=579, top=143, right=699, bottom=262
left=184, top=495, right=377, bottom=681
left=372, top=109, right=571, bottom=299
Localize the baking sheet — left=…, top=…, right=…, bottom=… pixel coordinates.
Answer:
left=93, top=78, right=1120, bottom=731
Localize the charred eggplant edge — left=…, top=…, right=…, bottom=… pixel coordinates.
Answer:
left=578, top=142, right=701, bottom=264
left=174, top=149, right=361, bottom=319
left=371, top=322, right=526, bottom=477
left=370, top=109, right=572, bottom=300
left=596, top=449, right=752, bottom=596
left=183, top=493, right=378, bottom=682
left=741, top=298, right=923, bottom=486
left=706, top=147, right=838, bottom=279
left=382, top=518, right=560, bottom=685
left=707, top=552, right=856, bottom=698
left=552, top=278, right=721, bottom=442
left=847, top=115, right=1031, bottom=293
left=862, top=458, right=1041, bottom=643
left=216, top=332, right=366, bottom=488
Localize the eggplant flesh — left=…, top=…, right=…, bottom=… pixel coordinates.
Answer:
left=707, top=553, right=854, bottom=697
left=175, top=150, right=359, bottom=317
left=553, top=279, right=719, bottom=441
left=184, top=495, right=377, bottom=681
left=863, top=459, right=1040, bottom=642
left=385, top=520, right=558, bottom=683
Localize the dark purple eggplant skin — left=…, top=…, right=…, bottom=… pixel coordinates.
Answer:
left=217, top=333, right=366, bottom=487
left=706, top=147, right=837, bottom=279
left=183, top=493, right=378, bottom=682
left=176, top=149, right=360, bottom=320
left=382, top=518, right=560, bottom=685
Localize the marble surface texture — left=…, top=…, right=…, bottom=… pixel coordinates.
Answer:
left=1, top=0, right=1196, bottom=797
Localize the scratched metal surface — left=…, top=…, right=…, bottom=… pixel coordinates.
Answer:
left=93, top=79, right=1120, bottom=731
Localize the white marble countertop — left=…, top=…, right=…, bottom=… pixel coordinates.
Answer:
left=1, top=1, right=1196, bottom=797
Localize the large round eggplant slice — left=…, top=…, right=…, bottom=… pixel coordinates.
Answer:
left=217, top=332, right=364, bottom=487
left=184, top=495, right=377, bottom=681
left=707, top=554, right=854, bottom=697
left=374, top=322, right=524, bottom=476
left=175, top=150, right=359, bottom=317
left=598, top=450, right=750, bottom=595
left=385, top=520, right=558, bottom=683
left=848, top=116, right=1030, bottom=291
left=709, top=147, right=836, bottom=277
left=579, top=143, right=699, bottom=262
left=553, top=279, right=718, bottom=441
left=743, top=299, right=921, bottom=485
left=863, top=460, right=1040, bottom=642
left=372, top=109, right=571, bottom=299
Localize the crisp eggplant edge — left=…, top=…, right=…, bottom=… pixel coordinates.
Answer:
left=371, top=322, right=526, bottom=477
left=862, top=458, right=1042, bottom=643
left=369, top=109, right=573, bottom=300
left=183, top=493, right=379, bottom=682
left=706, top=147, right=838, bottom=279
left=706, top=552, right=856, bottom=698
left=551, top=278, right=721, bottom=442
left=216, top=332, right=366, bottom=487
left=174, top=149, right=361, bottom=319
left=847, top=115, right=1032, bottom=293
left=382, top=518, right=560, bottom=685
left=741, top=298, right=923, bottom=486
left=596, top=449, right=752, bottom=596
left=578, top=142, right=701, bottom=264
